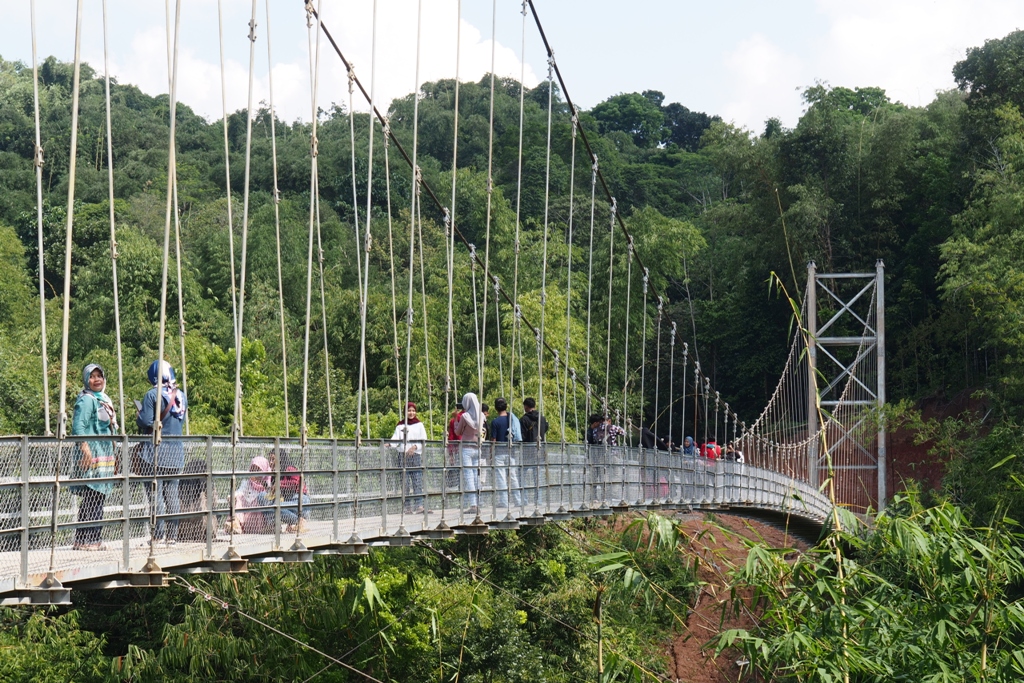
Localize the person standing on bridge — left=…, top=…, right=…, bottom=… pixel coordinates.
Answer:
left=488, top=398, right=522, bottom=508
left=136, top=360, right=188, bottom=547
left=519, top=398, right=548, bottom=506
left=454, top=392, right=483, bottom=514
left=71, top=363, right=118, bottom=551
left=389, top=402, right=427, bottom=515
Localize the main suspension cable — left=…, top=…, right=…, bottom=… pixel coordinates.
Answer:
left=307, top=7, right=609, bottom=416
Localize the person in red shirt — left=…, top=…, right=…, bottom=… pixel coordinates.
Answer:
left=445, top=401, right=464, bottom=490
left=703, top=439, right=721, bottom=460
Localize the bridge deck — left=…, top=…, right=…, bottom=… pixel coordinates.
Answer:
left=0, top=436, right=831, bottom=603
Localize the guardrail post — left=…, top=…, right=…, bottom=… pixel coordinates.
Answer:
left=380, top=441, right=388, bottom=536
left=121, top=435, right=131, bottom=567
left=20, top=436, right=29, bottom=588
left=273, top=438, right=282, bottom=548
left=205, top=436, right=214, bottom=558
left=719, top=460, right=726, bottom=505
left=332, top=439, right=339, bottom=543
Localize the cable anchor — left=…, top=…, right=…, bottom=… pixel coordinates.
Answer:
left=248, top=19, right=257, bottom=43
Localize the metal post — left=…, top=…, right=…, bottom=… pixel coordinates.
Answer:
left=204, top=436, right=213, bottom=558
left=806, top=261, right=818, bottom=488
left=380, top=440, right=388, bottom=535
left=273, top=438, right=282, bottom=547
left=876, top=259, right=887, bottom=509
left=20, top=436, right=30, bottom=587
left=332, top=438, right=339, bottom=542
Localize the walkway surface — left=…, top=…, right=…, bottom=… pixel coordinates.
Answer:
left=0, top=436, right=831, bottom=604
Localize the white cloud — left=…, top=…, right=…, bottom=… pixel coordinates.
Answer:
left=722, top=34, right=806, bottom=132
left=814, top=0, right=1024, bottom=108
left=81, top=0, right=538, bottom=125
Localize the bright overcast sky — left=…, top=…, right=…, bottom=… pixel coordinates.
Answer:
left=3, top=1, right=1024, bottom=134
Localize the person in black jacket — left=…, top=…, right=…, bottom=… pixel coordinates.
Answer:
left=586, top=415, right=604, bottom=445
left=519, top=397, right=548, bottom=443
left=519, top=398, right=547, bottom=506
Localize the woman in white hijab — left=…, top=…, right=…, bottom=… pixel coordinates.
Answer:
left=454, top=392, right=483, bottom=514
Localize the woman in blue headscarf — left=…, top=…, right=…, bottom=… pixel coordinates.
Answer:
left=136, top=359, right=188, bottom=546
left=71, top=363, right=119, bottom=551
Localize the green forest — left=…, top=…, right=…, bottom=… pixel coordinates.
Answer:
left=2, top=24, right=1024, bottom=683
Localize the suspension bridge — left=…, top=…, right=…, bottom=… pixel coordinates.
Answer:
left=0, top=0, right=885, bottom=606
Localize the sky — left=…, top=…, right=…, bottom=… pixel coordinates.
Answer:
left=3, top=0, right=1024, bottom=134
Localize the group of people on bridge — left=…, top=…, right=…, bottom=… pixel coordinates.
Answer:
left=68, top=357, right=747, bottom=548
left=70, top=360, right=187, bottom=551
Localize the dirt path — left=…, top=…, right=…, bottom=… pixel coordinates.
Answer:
left=663, top=511, right=811, bottom=683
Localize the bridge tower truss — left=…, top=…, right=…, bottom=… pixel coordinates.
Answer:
left=806, top=260, right=886, bottom=512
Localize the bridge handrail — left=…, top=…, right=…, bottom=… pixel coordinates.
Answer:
left=0, top=435, right=832, bottom=599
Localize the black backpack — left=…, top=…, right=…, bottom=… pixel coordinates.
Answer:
left=521, top=412, right=548, bottom=443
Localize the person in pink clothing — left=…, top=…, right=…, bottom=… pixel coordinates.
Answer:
left=227, top=456, right=271, bottom=534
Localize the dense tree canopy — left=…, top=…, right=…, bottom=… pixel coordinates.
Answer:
left=4, top=24, right=1024, bottom=683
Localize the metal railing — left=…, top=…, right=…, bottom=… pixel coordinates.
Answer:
left=0, top=435, right=831, bottom=602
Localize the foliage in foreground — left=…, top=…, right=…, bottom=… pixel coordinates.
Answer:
left=0, top=521, right=696, bottom=682
left=715, top=494, right=1024, bottom=682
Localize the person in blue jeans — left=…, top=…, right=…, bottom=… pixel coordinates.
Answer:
left=454, top=392, right=483, bottom=514
left=136, top=360, right=188, bottom=546
left=488, top=398, right=522, bottom=508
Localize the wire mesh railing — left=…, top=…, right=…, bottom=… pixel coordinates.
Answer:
left=0, top=435, right=831, bottom=601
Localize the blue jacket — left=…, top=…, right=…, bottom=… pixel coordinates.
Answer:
left=136, top=385, right=188, bottom=469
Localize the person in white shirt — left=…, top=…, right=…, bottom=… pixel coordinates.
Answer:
left=390, top=402, right=428, bottom=514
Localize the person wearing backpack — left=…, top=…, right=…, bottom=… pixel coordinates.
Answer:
left=70, top=364, right=119, bottom=551
left=519, top=398, right=548, bottom=506
left=136, top=360, right=188, bottom=546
